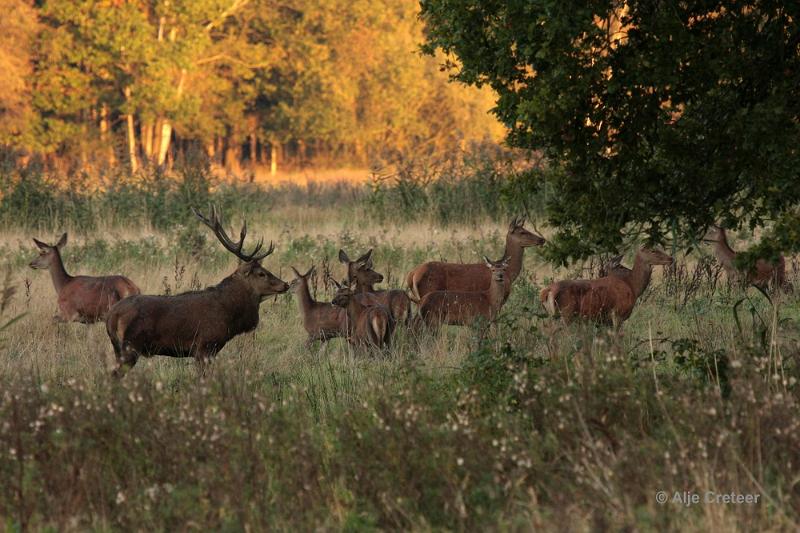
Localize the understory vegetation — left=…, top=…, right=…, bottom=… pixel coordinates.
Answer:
left=0, top=162, right=798, bottom=531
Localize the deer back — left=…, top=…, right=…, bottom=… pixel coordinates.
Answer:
left=107, top=276, right=261, bottom=358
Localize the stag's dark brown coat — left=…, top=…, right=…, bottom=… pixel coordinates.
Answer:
left=105, top=207, right=288, bottom=377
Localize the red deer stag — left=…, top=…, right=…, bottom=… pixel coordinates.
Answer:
left=540, top=248, right=673, bottom=325
left=339, top=249, right=412, bottom=326
left=289, top=265, right=347, bottom=347
left=414, top=256, right=509, bottom=328
left=105, top=206, right=289, bottom=377
left=330, top=278, right=393, bottom=349
left=405, top=217, right=545, bottom=301
left=705, top=226, right=789, bottom=292
left=30, top=233, right=140, bottom=323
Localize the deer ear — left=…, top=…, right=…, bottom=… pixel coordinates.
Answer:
left=356, top=249, right=373, bottom=264
left=483, top=255, right=492, bottom=267
left=338, top=250, right=350, bottom=264
left=508, top=218, right=518, bottom=230
left=361, top=257, right=374, bottom=270
left=517, top=216, right=526, bottom=227
left=33, top=238, right=49, bottom=250
left=56, top=233, right=67, bottom=248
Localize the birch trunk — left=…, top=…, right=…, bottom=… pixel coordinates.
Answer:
left=270, top=142, right=278, bottom=176
left=124, top=88, right=139, bottom=173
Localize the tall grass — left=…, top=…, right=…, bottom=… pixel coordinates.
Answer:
left=0, top=157, right=798, bottom=530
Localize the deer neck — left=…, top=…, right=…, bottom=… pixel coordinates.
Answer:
left=503, top=238, right=525, bottom=284
left=296, top=279, right=314, bottom=313
left=48, top=250, right=72, bottom=292
left=712, top=232, right=737, bottom=268
left=345, top=296, right=367, bottom=322
left=627, top=253, right=653, bottom=298
left=217, top=276, right=261, bottom=332
left=355, top=280, right=374, bottom=293
left=489, top=276, right=506, bottom=316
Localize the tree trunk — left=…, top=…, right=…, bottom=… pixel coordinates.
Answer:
left=100, top=104, right=115, bottom=167
left=270, top=141, right=278, bottom=176
left=207, top=139, right=216, bottom=161
left=124, top=88, right=139, bottom=173
left=142, top=121, right=154, bottom=160
left=224, top=134, right=242, bottom=176
left=249, top=132, right=257, bottom=167
left=156, top=120, right=172, bottom=166
left=156, top=65, right=186, bottom=166
left=297, top=139, right=305, bottom=169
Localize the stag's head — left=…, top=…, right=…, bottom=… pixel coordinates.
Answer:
left=638, top=247, right=674, bottom=266
left=339, top=249, right=383, bottom=287
left=30, top=233, right=68, bottom=270
left=330, top=278, right=356, bottom=308
left=484, top=255, right=510, bottom=284
left=507, top=217, right=546, bottom=247
left=193, top=206, right=289, bottom=300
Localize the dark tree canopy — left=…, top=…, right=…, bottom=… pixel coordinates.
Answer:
left=420, top=0, right=800, bottom=263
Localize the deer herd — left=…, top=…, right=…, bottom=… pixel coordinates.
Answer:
left=27, top=207, right=790, bottom=377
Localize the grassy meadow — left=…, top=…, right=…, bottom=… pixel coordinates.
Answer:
left=0, top=166, right=798, bottom=531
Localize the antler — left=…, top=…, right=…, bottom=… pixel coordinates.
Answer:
left=192, top=205, right=274, bottom=262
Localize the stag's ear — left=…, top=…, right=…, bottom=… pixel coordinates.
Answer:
left=356, top=249, right=373, bottom=264
left=56, top=233, right=67, bottom=248
left=338, top=250, right=350, bottom=264
left=33, top=238, right=49, bottom=250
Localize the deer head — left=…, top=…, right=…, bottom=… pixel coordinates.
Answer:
left=330, top=278, right=356, bottom=308
left=702, top=225, right=728, bottom=244
left=30, top=233, right=68, bottom=269
left=484, top=255, right=510, bottom=283
left=193, top=205, right=289, bottom=300
left=507, top=217, right=546, bottom=247
left=289, top=265, right=315, bottom=291
left=339, top=249, right=383, bottom=287
left=639, top=248, right=674, bottom=266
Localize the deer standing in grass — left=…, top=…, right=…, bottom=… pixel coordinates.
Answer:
left=540, top=248, right=673, bottom=325
left=414, top=256, right=510, bottom=328
left=330, top=278, right=394, bottom=349
left=30, top=233, right=140, bottom=323
left=105, top=206, right=289, bottom=377
left=705, top=226, right=789, bottom=292
left=405, top=217, right=545, bottom=301
left=289, top=265, right=347, bottom=347
left=339, top=249, right=412, bottom=326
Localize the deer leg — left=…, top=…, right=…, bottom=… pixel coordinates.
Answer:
left=111, top=343, right=138, bottom=379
